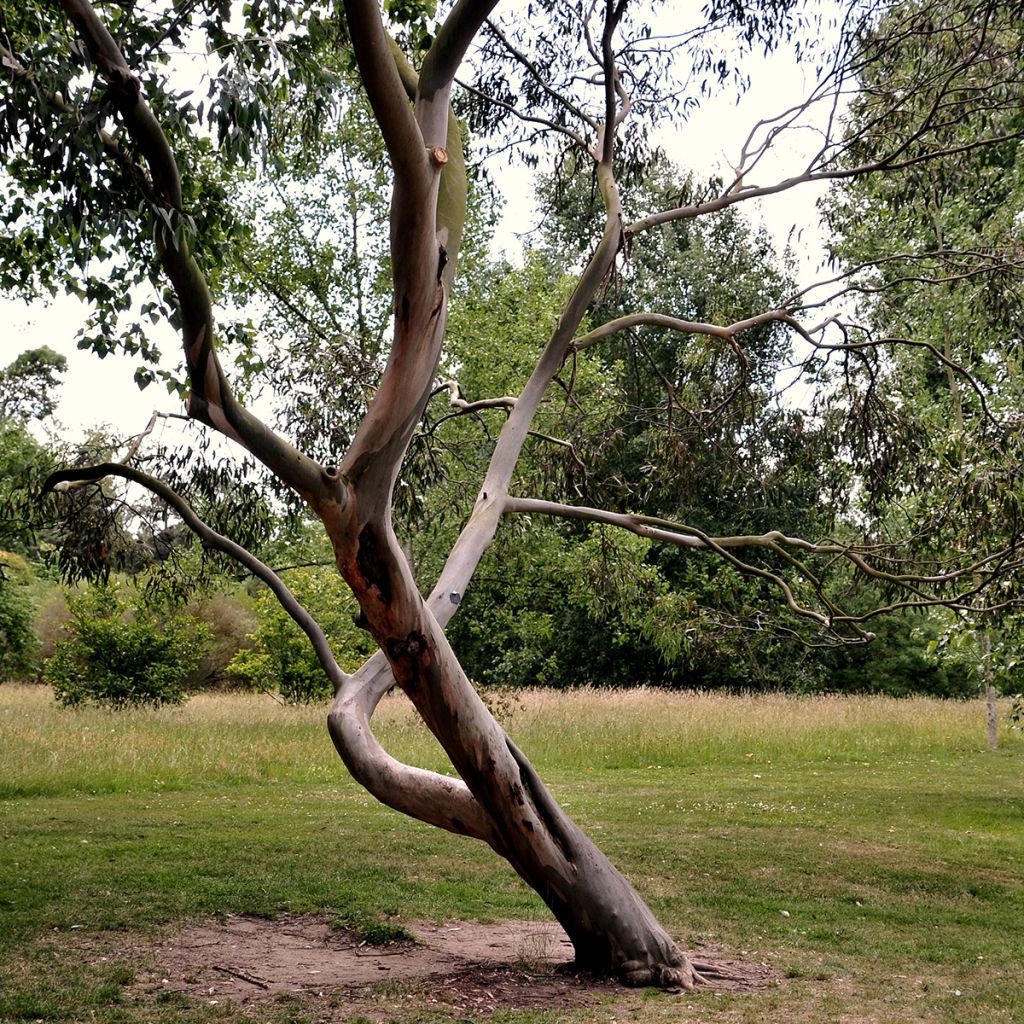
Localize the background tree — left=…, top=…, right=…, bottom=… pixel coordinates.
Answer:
left=5, top=0, right=1024, bottom=991
left=0, top=351, right=65, bottom=680
left=0, top=346, right=67, bottom=421
left=823, top=0, right=1024, bottom=727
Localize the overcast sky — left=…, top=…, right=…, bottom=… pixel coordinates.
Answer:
left=2, top=6, right=839, bottom=445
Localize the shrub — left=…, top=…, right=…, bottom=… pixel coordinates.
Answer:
left=33, top=588, right=70, bottom=666
left=45, top=583, right=210, bottom=708
left=226, top=566, right=376, bottom=702
left=183, top=591, right=256, bottom=689
left=0, top=551, right=38, bottom=681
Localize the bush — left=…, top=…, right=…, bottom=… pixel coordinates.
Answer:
left=0, top=551, right=38, bottom=681
left=45, top=583, right=210, bottom=707
left=33, top=588, right=70, bottom=666
left=183, top=591, right=256, bottom=689
left=226, top=566, right=376, bottom=702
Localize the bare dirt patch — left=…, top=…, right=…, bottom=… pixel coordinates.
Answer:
left=119, top=914, right=778, bottom=1016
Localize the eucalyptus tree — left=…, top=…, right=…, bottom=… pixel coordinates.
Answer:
left=5, top=0, right=1024, bottom=990
left=0, top=349, right=66, bottom=562
left=824, top=0, right=1024, bottom=743
left=0, top=346, right=68, bottom=421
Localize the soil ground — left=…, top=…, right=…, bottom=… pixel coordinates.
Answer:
left=108, top=915, right=778, bottom=1016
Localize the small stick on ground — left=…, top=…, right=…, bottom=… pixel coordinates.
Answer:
left=211, top=965, right=270, bottom=989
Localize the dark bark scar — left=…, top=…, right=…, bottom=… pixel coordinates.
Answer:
left=355, top=523, right=392, bottom=606
left=386, top=630, right=428, bottom=661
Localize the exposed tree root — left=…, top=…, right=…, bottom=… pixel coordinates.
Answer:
left=617, top=959, right=698, bottom=991
left=689, top=958, right=747, bottom=982
left=615, top=953, right=751, bottom=991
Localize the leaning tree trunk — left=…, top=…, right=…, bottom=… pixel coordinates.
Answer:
left=326, top=503, right=696, bottom=988
left=315, top=0, right=699, bottom=986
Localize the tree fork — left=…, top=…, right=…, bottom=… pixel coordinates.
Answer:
left=324, top=492, right=699, bottom=986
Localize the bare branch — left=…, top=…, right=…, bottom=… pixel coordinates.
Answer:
left=503, top=495, right=854, bottom=636
left=502, top=496, right=1024, bottom=638
left=420, top=0, right=502, bottom=101
left=44, top=462, right=350, bottom=688
left=572, top=309, right=786, bottom=355
left=484, top=17, right=598, bottom=131
left=441, top=380, right=517, bottom=412
left=627, top=127, right=1024, bottom=235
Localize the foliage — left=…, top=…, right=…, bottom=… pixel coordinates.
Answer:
left=0, top=345, right=67, bottom=421
left=227, top=564, right=376, bottom=702
left=184, top=591, right=257, bottom=689
left=45, top=582, right=210, bottom=708
left=823, top=0, right=1024, bottom=691
left=828, top=609, right=977, bottom=699
left=0, top=550, right=38, bottom=681
left=0, top=419, right=57, bottom=559
left=1011, top=693, right=1024, bottom=729
left=0, top=0, right=344, bottom=375
left=922, top=611, right=1024, bottom=699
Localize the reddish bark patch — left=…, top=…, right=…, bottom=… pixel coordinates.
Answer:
left=113, top=915, right=778, bottom=1015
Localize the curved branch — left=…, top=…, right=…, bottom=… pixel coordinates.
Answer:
left=441, top=380, right=517, bottom=412
left=329, top=654, right=504, bottom=847
left=420, top=0, right=502, bottom=101
left=43, top=461, right=498, bottom=844
left=505, top=496, right=1022, bottom=589
left=44, top=462, right=349, bottom=684
left=501, top=496, right=860, bottom=636
left=58, top=0, right=328, bottom=504
left=504, top=494, right=1024, bottom=636
left=572, top=309, right=786, bottom=356
left=599, top=0, right=627, bottom=167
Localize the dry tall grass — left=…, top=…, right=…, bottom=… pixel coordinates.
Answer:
left=0, top=683, right=1015, bottom=798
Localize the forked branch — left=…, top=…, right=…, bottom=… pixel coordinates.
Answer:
left=502, top=496, right=1024, bottom=639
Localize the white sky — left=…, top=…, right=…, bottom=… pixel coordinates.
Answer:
left=2, top=6, right=840, bottom=444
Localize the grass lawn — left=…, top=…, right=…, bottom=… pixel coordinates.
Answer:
left=1, top=684, right=1022, bottom=1023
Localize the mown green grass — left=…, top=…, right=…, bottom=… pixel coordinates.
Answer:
left=1, top=685, right=1022, bottom=1024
